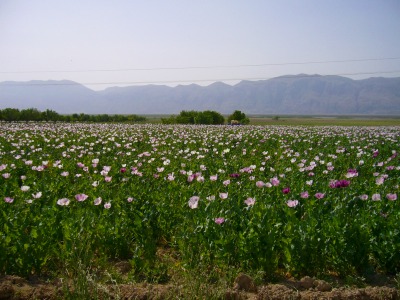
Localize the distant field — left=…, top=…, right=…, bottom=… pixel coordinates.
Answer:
left=143, top=114, right=400, bottom=126
left=248, top=115, right=400, bottom=126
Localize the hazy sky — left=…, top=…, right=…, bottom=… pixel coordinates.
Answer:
left=1, top=0, right=400, bottom=90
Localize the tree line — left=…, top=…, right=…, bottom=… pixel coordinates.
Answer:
left=161, top=110, right=249, bottom=125
left=0, top=107, right=250, bottom=125
left=0, top=108, right=146, bottom=123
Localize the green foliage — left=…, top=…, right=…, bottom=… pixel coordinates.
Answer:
left=162, top=110, right=225, bottom=125
left=0, top=107, right=146, bottom=123
left=228, top=110, right=249, bottom=125
left=0, top=123, right=399, bottom=283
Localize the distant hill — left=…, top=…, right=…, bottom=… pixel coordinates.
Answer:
left=1, top=75, right=400, bottom=115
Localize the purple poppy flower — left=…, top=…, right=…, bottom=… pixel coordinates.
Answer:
left=330, top=180, right=350, bottom=188
left=345, top=169, right=358, bottom=178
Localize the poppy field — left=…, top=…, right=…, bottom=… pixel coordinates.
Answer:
left=1, top=122, right=399, bottom=282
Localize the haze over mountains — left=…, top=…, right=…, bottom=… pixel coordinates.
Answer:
left=1, top=74, right=399, bottom=115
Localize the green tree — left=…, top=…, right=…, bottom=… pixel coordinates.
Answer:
left=20, top=108, right=42, bottom=121
left=198, top=110, right=225, bottom=125
left=172, top=110, right=225, bottom=125
left=176, top=111, right=199, bottom=124
left=0, top=108, right=21, bottom=121
left=41, top=109, right=60, bottom=121
left=227, top=110, right=249, bottom=125
left=161, top=116, right=177, bottom=124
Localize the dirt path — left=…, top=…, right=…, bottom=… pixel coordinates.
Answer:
left=1, top=274, right=399, bottom=299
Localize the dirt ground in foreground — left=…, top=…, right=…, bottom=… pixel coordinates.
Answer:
left=0, top=274, right=399, bottom=300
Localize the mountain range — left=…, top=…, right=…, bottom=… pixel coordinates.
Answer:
left=1, top=74, right=400, bottom=115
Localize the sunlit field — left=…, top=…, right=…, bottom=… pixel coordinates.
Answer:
left=248, top=116, right=400, bottom=126
left=1, top=122, right=399, bottom=287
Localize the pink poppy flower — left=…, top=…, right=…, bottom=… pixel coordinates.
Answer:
left=315, top=193, right=325, bottom=199
left=214, top=217, right=225, bottom=224
left=32, top=192, right=42, bottom=199
left=219, top=192, right=228, bottom=199
left=371, top=194, right=381, bottom=201
left=270, top=177, right=280, bottom=186
left=197, top=176, right=205, bottom=182
left=188, top=196, right=200, bottom=209
left=4, top=197, right=14, bottom=203
left=187, top=174, right=196, bottom=182
left=256, top=181, right=265, bottom=188
left=210, top=175, right=218, bottom=181
left=75, top=194, right=88, bottom=202
left=244, top=197, right=255, bottom=206
left=57, top=198, right=70, bottom=206
left=300, top=191, right=309, bottom=199
left=386, top=193, right=397, bottom=201
left=286, top=200, right=299, bottom=207
left=104, top=202, right=111, bottom=209
left=20, top=186, right=30, bottom=192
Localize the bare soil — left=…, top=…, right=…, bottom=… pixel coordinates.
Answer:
left=0, top=274, right=398, bottom=300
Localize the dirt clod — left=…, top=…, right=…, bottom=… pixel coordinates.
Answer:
left=0, top=282, right=14, bottom=300
left=114, top=260, right=132, bottom=274
left=258, top=284, right=301, bottom=300
left=234, top=273, right=257, bottom=293
left=299, top=276, right=314, bottom=289
left=313, top=279, right=332, bottom=292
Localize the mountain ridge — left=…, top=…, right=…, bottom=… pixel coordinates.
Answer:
left=1, top=75, right=399, bottom=115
